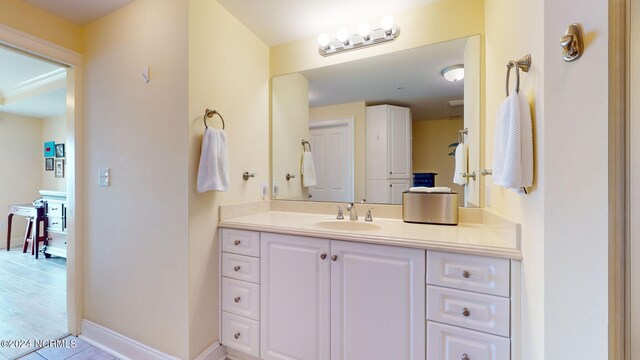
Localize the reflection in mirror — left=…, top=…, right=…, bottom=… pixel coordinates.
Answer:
left=272, top=35, right=480, bottom=207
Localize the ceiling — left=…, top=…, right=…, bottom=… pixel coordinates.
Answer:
left=23, top=0, right=135, bottom=25
left=301, top=38, right=466, bottom=121
left=217, top=0, right=441, bottom=46
left=0, top=46, right=67, bottom=118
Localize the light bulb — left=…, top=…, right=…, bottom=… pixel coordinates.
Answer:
left=381, top=15, right=395, bottom=35
left=358, top=22, right=371, bottom=40
left=337, top=27, right=350, bottom=45
left=317, top=33, right=330, bottom=49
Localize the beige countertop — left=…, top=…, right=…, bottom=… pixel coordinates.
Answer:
left=218, top=206, right=521, bottom=260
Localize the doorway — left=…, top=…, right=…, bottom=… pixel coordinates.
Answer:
left=0, top=28, right=81, bottom=360
left=308, top=118, right=354, bottom=202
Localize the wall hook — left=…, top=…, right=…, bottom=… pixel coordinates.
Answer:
left=560, top=23, right=584, bottom=62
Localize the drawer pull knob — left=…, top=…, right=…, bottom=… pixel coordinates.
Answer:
left=234, top=332, right=241, bottom=340
left=331, top=255, right=338, bottom=261
left=233, top=240, right=241, bottom=246
left=462, top=308, right=470, bottom=317
left=462, top=354, right=470, bottom=360
left=233, top=265, right=241, bottom=272
left=234, top=296, right=241, bottom=303
left=462, top=270, right=470, bottom=278
left=320, top=253, right=327, bottom=260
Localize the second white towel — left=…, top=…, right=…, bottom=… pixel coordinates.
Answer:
left=197, top=128, right=229, bottom=192
left=453, top=143, right=467, bottom=185
left=493, top=91, right=533, bottom=193
left=301, top=151, right=317, bottom=187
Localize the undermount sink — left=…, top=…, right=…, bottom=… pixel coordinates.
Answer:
left=312, top=220, right=382, bottom=231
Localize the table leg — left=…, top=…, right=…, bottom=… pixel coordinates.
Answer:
left=34, top=217, right=40, bottom=259
left=6, top=213, right=13, bottom=251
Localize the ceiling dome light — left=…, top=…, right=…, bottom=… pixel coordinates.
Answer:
left=337, top=27, right=350, bottom=45
left=381, top=15, right=395, bottom=35
left=317, top=33, right=330, bottom=49
left=441, top=64, right=465, bottom=82
left=358, top=22, right=371, bottom=41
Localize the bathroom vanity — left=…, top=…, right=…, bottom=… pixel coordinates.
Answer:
left=218, top=203, right=521, bottom=360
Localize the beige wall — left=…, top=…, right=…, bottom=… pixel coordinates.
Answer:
left=270, top=0, right=484, bottom=77
left=42, top=115, right=66, bottom=192
left=83, top=1, right=190, bottom=358
left=0, top=112, right=42, bottom=249
left=188, top=0, right=269, bottom=357
left=273, top=73, right=309, bottom=200
left=412, top=118, right=464, bottom=205
left=0, top=0, right=82, bottom=53
left=464, top=35, right=482, bottom=207
left=310, top=101, right=366, bottom=201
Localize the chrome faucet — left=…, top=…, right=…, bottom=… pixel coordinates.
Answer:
left=346, top=203, right=358, bottom=221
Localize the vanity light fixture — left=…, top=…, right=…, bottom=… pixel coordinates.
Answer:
left=317, top=15, right=400, bottom=57
left=441, top=64, right=465, bottom=82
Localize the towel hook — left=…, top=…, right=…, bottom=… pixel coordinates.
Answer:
left=301, top=140, right=311, bottom=152
left=203, top=108, right=225, bottom=130
left=505, top=54, right=531, bottom=97
left=458, top=128, right=468, bottom=144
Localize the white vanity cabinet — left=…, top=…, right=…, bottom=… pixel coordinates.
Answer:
left=426, top=251, right=518, bottom=360
left=365, top=104, right=412, bottom=204
left=223, top=230, right=425, bottom=360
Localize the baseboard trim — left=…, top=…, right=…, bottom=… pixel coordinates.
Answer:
left=194, top=341, right=227, bottom=360
left=80, top=319, right=181, bottom=360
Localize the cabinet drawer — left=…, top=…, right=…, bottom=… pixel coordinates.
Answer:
left=427, top=251, right=510, bottom=297
left=47, top=217, right=65, bottom=233
left=427, top=285, right=510, bottom=337
left=222, top=278, right=260, bottom=320
left=222, top=229, right=260, bottom=257
left=222, top=311, right=259, bottom=358
left=223, top=253, right=260, bottom=284
left=427, top=322, right=510, bottom=360
left=46, top=202, right=65, bottom=217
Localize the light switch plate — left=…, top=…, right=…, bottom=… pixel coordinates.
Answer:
left=272, top=182, right=279, bottom=197
left=99, top=168, right=110, bottom=187
left=261, top=182, right=268, bottom=199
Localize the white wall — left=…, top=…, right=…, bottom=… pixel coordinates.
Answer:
left=542, top=1, right=609, bottom=358
left=42, top=114, right=66, bottom=191
left=464, top=35, right=482, bottom=207
left=188, top=0, right=270, bottom=357
left=0, top=112, right=42, bottom=248
left=83, top=1, right=190, bottom=358
left=272, top=73, right=309, bottom=200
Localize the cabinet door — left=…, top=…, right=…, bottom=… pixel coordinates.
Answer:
left=389, top=179, right=411, bottom=205
left=365, top=105, right=389, bottom=179
left=331, top=241, right=425, bottom=360
left=261, top=233, right=331, bottom=360
left=388, top=106, right=412, bottom=179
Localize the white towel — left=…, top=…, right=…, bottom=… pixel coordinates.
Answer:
left=493, top=91, right=533, bottom=194
left=409, top=186, right=452, bottom=193
left=453, top=143, right=467, bottom=185
left=301, top=151, right=317, bottom=187
left=197, top=128, right=229, bottom=192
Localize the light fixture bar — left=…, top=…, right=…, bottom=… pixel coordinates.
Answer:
left=319, top=26, right=400, bottom=57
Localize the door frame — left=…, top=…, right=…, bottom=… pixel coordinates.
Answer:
left=309, top=117, right=355, bottom=202
left=0, top=24, right=84, bottom=335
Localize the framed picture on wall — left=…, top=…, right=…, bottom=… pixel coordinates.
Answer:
left=54, top=159, right=64, bottom=178
left=55, top=143, right=65, bottom=158
left=44, top=141, right=55, bottom=157
left=45, top=158, right=54, bottom=171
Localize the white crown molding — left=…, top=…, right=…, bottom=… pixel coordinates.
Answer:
left=80, top=320, right=181, bottom=360
left=0, top=23, right=82, bottom=66
left=3, top=68, right=66, bottom=104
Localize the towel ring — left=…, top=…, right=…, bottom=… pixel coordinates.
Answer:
left=505, top=54, right=532, bottom=97
left=203, top=108, right=225, bottom=130
left=302, top=140, right=311, bottom=151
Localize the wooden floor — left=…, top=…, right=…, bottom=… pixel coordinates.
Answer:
left=0, top=248, right=67, bottom=359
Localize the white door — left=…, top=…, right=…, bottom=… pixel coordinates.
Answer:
left=388, top=106, right=412, bottom=179
left=330, top=241, right=425, bottom=360
left=389, top=179, right=410, bottom=205
left=261, top=233, right=331, bottom=360
left=309, top=118, right=354, bottom=202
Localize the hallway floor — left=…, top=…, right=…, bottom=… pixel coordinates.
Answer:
left=16, top=336, right=117, bottom=360
left=0, top=248, right=67, bottom=359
